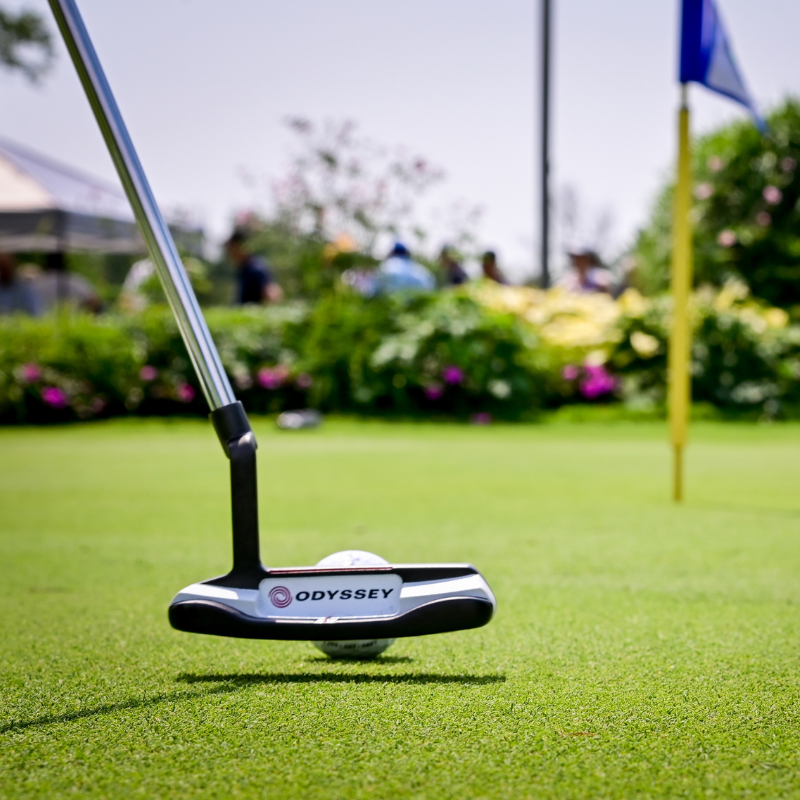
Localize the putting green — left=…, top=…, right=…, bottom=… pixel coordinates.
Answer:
left=1, top=418, right=799, bottom=798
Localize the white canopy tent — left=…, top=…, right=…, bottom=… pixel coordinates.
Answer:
left=0, top=137, right=201, bottom=254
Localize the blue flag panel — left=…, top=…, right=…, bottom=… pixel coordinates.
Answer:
left=679, top=0, right=764, bottom=129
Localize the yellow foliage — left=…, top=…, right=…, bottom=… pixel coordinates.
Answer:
left=470, top=279, right=789, bottom=361
left=469, top=282, right=628, bottom=351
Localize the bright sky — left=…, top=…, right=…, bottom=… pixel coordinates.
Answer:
left=2, top=0, right=799, bottom=279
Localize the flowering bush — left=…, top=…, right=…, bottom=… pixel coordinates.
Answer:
left=0, top=315, right=140, bottom=423
left=358, top=292, right=554, bottom=417
left=605, top=281, right=800, bottom=415
left=469, top=280, right=800, bottom=417
left=295, top=291, right=557, bottom=418
left=0, top=306, right=310, bottom=423
left=468, top=282, right=629, bottom=405
left=635, top=99, right=800, bottom=308
left=0, top=293, right=556, bottom=423
left=1, top=281, right=799, bottom=424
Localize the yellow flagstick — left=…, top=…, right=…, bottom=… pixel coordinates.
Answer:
left=668, top=84, right=693, bottom=503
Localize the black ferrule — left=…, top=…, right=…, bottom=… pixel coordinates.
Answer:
left=210, top=401, right=255, bottom=458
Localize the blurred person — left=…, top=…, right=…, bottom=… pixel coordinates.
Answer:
left=119, top=256, right=212, bottom=312
left=481, top=250, right=507, bottom=284
left=439, top=245, right=469, bottom=287
left=373, top=242, right=435, bottom=294
left=118, top=258, right=154, bottom=313
left=0, top=252, right=40, bottom=316
left=341, top=264, right=377, bottom=296
left=31, top=252, right=102, bottom=313
left=226, top=228, right=283, bottom=305
left=559, top=246, right=613, bottom=294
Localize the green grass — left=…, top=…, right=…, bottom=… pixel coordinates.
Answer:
left=1, top=418, right=800, bottom=799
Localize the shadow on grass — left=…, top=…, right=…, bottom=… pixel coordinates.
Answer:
left=0, top=685, right=236, bottom=735
left=178, top=672, right=506, bottom=686
left=1, top=671, right=505, bottom=736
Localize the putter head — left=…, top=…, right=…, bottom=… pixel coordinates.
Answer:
left=169, top=564, right=495, bottom=641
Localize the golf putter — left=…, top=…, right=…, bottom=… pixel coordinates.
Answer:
left=50, top=0, right=496, bottom=642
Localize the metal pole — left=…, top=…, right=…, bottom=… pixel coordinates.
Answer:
left=539, top=0, right=552, bottom=288
left=48, top=0, right=236, bottom=411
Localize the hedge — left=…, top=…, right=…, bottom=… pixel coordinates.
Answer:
left=2, top=283, right=799, bottom=424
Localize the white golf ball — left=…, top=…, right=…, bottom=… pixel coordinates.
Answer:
left=312, top=550, right=396, bottom=659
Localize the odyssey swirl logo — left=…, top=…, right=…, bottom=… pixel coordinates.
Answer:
left=268, top=585, right=293, bottom=608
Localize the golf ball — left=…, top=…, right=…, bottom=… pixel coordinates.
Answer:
left=312, top=550, right=396, bottom=659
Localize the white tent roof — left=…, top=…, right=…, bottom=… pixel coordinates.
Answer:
left=0, top=137, right=201, bottom=254
left=0, top=136, right=133, bottom=219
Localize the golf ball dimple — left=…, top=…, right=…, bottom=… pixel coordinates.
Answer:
left=311, top=550, right=396, bottom=659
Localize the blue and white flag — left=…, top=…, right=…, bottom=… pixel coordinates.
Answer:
left=679, top=0, right=764, bottom=130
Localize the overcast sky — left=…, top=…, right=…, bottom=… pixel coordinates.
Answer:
left=2, top=0, right=799, bottom=279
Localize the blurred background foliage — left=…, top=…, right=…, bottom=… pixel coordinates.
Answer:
left=4, top=101, right=800, bottom=425
left=635, top=98, right=800, bottom=311
left=0, top=4, right=53, bottom=83
left=3, top=282, right=799, bottom=424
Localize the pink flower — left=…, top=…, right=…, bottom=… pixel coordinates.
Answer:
left=21, top=363, right=41, bottom=383
left=258, top=366, right=288, bottom=390
left=579, top=365, right=618, bottom=400
left=139, top=365, right=158, bottom=381
left=424, top=384, right=444, bottom=401
left=470, top=412, right=492, bottom=425
left=717, top=230, right=737, bottom=248
left=41, top=386, right=68, bottom=409
left=707, top=156, right=724, bottom=172
left=694, top=183, right=714, bottom=200
left=756, top=211, right=772, bottom=227
left=763, top=185, right=783, bottom=205
left=442, top=365, right=464, bottom=385
left=562, top=364, right=580, bottom=381
left=176, top=383, right=195, bottom=403
left=295, top=373, right=313, bottom=390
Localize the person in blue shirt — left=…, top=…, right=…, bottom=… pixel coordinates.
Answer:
left=373, top=242, right=435, bottom=295
left=225, top=229, right=283, bottom=305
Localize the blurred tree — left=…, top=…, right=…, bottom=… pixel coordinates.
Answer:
left=270, top=117, right=446, bottom=252
left=233, top=119, right=482, bottom=299
left=634, top=99, right=800, bottom=309
left=0, top=5, right=54, bottom=82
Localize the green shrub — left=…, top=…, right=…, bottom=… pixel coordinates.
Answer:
left=0, top=313, right=139, bottom=423
left=0, top=293, right=555, bottom=423
left=634, top=98, right=800, bottom=308
left=2, top=285, right=798, bottom=424
left=299, top=291, right=554, bottom=418
left=608, top=283, right=800, bottom=416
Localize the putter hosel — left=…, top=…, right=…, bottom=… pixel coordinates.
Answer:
left=210, top=403, right=267, bottom=583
